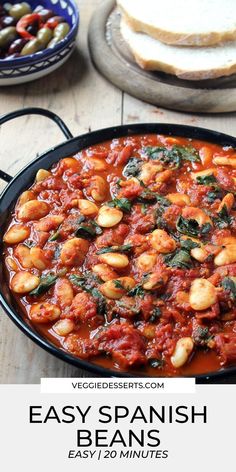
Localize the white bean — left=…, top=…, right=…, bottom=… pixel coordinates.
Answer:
left=5, top=256, right=18, bottom=271
left=189, top=278, right=217, bottom=310
left=3, top=224, right=30, bottom=244
left=142, top=272, right=168, bottom=290
left=100, top=277, right=135, bottom=299
left=89, top=176, right=107, bottom=202
left=29, top=302, right=61, bottom=323
left=54, top=278, right=74, bottom=307
left=78, top=199, right=98, bottom=216
left=97, top=206, right=123, bottom=228
left=18, top=200, right=49, bottom=222
left=171, top=337, right=194, bottom=368
left=139, top=162, right=163, bottom=185
left=14, top=244, right=33, bottom=269
left=136, top=252, right=157, bottom=272
left=213, top=155, right=236, bottom=167
left=30, top=247, right=49, bottom=270
left=166, top=193, right=190, bottom=206
left=99, top=252, right=129, bottom=268
left=92, top=264, right=118, bottom=282
left=17, top=190, right=36, bottom=207
left=214, top=244, right=236, bottom=266
left=217, top=193, right=234, bottom=213
left=60, top=238, right=89, bottom=267
left=36, top=169, right=51, bottom=182
left=53, top=319, right=75, bottom=336
left=11, top=271, right=40, bottom=294
left=150, top=229, right=176, bottom=253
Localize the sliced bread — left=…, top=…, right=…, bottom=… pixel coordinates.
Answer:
left=121, top=20, right=236, bottom=80
left=117, top=0, right=236, bottom=47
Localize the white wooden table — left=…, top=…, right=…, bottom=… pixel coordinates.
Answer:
left=0, top=0, right=236, bottom=383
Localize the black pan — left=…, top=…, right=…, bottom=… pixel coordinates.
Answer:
left=0, top=107, right=236, bottom=383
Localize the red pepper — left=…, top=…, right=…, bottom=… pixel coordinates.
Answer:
left=45, top=16, right=63, bottom=30
left=16, top=13, right=40, bottom=40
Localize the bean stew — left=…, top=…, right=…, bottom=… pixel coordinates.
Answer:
left=3, top=133, right=236, bottom=376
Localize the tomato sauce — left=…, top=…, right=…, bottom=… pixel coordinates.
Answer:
left=3, top=133, right=236, bottom=376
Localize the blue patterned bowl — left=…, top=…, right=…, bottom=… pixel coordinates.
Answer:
left=0, top=0, right=79, bottom=85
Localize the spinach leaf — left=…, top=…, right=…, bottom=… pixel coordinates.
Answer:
left=30, top=274, right=58, bottom=296
left=221, top=277, right=236, bottom=301
left=149, top=358, right=165, bottom=369
left=108, top=197, right=132, bottom=213
left=123, top=157, right=143, bottom=178
left=180, top=239, right=200, bottom=251
left=128, top=284, right=145, bottom=298
left=149, top=307, right=162, bottom=323
left=75, top=224, right=96, bottom=239
left=192, top=326, right=213, bottom=346
left=144, top=145, right=200, bottom=168
left=97, top=244, right=133, bottom=255
left=113, top=280, right=125, bottom=290
left=69, top=273, right=106, bottom=314
left=196, top=174, right=217, bottom=185
left=164, top=249, right=193, bottom=269
left=75, top=220, right=102, bottom=238
left=137, top=189, right=170, bottom=209
left=176, top=216, right=212, bottom=237
left=207, top=189, right=223, bottom=203
left=213, top=205, right=233, bottom=229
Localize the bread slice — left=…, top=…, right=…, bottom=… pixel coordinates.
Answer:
left=121, top=20, right=236, bottom=80
left=117, top=0, right=236, bottom=47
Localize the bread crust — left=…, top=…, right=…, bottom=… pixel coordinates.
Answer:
left=121, top=20, right=236, bottom=80
left=132, top=49, right=236, bottom=80
left=120, top=7, right=236, bottom=47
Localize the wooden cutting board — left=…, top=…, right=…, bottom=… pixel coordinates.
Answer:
left=88, top=0, right=236, bottom=113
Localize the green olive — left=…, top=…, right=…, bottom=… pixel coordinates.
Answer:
left=47, top=37, right=61, bottom=48
left=20, top=38, right=42, bottom=56
left=0, top=26, right=17, bottom=49
left=53, top=22, right=70, bottom=40
left=9, top=2, right=32, bottom=20
left=37, top=27, right=53, bottom=47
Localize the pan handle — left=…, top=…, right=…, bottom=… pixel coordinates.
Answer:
left=0, top=107, right=74, bottom=183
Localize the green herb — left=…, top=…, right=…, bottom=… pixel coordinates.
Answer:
left=128, top=284, right=145, bottom=298
left=213, top=205, right=233, bottom=229
left=75, top=224, right=97, bottom=239
left=144, top=145, right=200, bottom=168
left=69, top=273, right=106, bottom=314
left=180, top=239, right=200, bottom=251
left=207, top=190, right=222, bottom=203
left=123, top=157, right=143, bottom=178
left=97, top=244, right=133, bottom=255
left=137, top=190, right=170, bottom=209
left=192, top=326, right=213, bottom=346
left=113, top=280, right=125, bottom=289
left=149, top=358, right=165, bottom=369
left=221, top=277, right=236, bottom=301
left=149, top=307, right=161, bottom=323
left=196, top=174, right=217, bottom=185
left=48, top=230, right=61, bottom=242
left=54, top=245, right=61, bottom=259
left=30, top=274, right=58, bottom=296
left=176, top=216, right=212, bottom=237
left=75, top=220, right=102, bottom=238
left=108, top=197, right=132, bottom=213
left=164, top=249, right=192, bottom=269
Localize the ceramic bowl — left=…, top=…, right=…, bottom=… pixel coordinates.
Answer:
left=0, top=0, right=79, bottom=85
